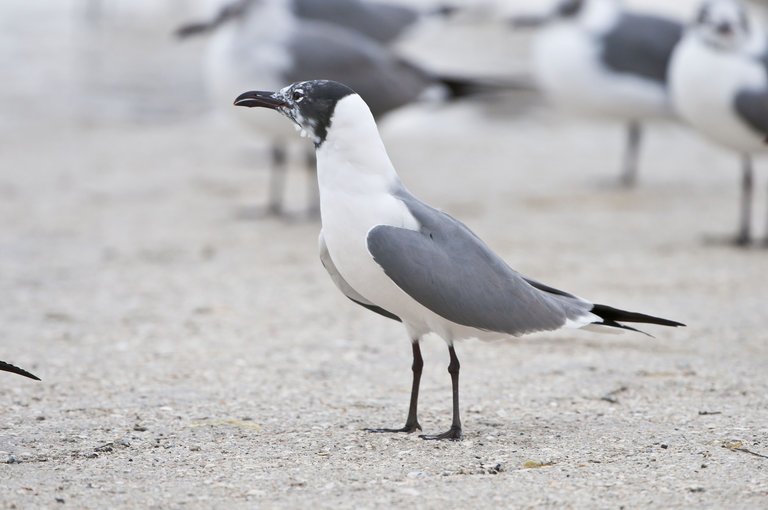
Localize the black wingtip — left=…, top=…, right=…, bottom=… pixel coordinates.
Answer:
left=438, top=74, right=537, bottom=99
left=591, top=304, right=685, bottom=329
left=0, top=361, right=41, bottom=381
left=174, top=22, right=212, bottom=39
left=348, top=298, right=402, bottom=323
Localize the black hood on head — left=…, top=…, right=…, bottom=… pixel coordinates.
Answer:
left=290, top=80, right=356, bottom=146
left=235, top=80, right=356, bottom=147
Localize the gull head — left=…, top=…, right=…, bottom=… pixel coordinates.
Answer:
left=234, top=80, right=356, bottom=147
left=693, top=0, right=750, bottom=51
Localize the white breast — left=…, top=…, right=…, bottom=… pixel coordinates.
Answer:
left=315, top=96, right=509, bottom=341
left=315, top=98, right=420, bottom=325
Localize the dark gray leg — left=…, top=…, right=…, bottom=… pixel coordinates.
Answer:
left=266, top=143, right=287, bottom=216
left=304, top=148, right=320, bottom=219
left=420, top=345, right=462, bottom=441
left=366, top=341, right=423, bottom=433
left=620, top=121, right=642, bottom=188
left=735, top=154, right=753, bottom=246
left=764, top=166, right=768, bottom=247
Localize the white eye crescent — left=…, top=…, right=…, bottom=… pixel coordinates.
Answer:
left=292, top=89, right=305, bottom=102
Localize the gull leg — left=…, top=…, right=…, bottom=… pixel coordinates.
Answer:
left=265, top=143, right=287, bottom=217
left=304, top=148, right=320, bottom=219
left=620, top=120, right=642, bottom=188
left=367, top=341, right=423, bottom=433
left=420, top=345, right=462, bottom=441
left=764, top=168, right=768, bottom=247
left=735, top=154, right=753, bottom=246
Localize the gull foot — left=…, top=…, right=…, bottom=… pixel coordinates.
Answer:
left=365, top=422, right=421, bottom=434
left=419, top=425, right=462, bottom=441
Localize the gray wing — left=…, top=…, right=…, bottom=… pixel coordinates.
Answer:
left=285, top=21, right=435, bottom=117
left=735, top=89, right=768, bottom=138
left=319, top=232, right=400, bottom=322
left=736, top=46, right=768, bottom=138
left=293, top=0, right=418, bottom=43
left=600, top=12, right=683, bottom=84
left=366, top=189, right=594, bottom=336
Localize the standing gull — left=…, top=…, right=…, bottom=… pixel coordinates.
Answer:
left=234, top=80, right=684, bottom=439
left=0, top=361, right=40, bottom=381
left=669, top=0, right=768, bottom=246
left=514, top=0, right=683, bottom=187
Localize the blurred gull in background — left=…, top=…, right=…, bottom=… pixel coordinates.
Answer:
left=177, top=0, right=504, bottom=219
left=176, top=0, right=454, bottom=44
left=513, top=0, right=683, bottom=187
left=670, top=0, right=768, bottom=246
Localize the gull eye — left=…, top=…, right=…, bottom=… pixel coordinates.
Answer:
left=292, top=89, right=305, bottom=102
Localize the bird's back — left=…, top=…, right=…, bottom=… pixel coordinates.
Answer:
left=600, top=12, right=683, bottom=85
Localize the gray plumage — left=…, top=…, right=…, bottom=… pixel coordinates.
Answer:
left=176, top=0, right=423, bottom=43
left=293, top=0, right=419, bottom=43
left=284, top=23, right=436, bottom=118
left=600, top=12, right=683, bottom=85
left=366, top=185, right=594, bottom=336
left=735, top=89, right=768, bottom=137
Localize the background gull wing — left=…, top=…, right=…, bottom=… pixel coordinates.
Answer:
left=735, top=88, right=768, bottom=140
left=294, top=0, right=419, bottom=44
left=285, top=21, right=436, bottom=118
left=600, top=13, right=683, bottom=84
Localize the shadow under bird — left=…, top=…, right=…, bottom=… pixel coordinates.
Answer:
left=235, top=80, right=684, bottom=440
left=669, top=0, right=768, bottom=246
left=513, top=0, right=683, bottom=187
left=0, top=361, right=40, bottom=381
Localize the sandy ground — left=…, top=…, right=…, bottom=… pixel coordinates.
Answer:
left=3, top=2, right=768, bottom=509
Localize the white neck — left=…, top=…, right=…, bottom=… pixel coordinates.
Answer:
left=315, top=95, right=401, bottom=195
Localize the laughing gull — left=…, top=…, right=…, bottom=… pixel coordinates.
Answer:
left=669, top=0, right=768, bottom=246
left=234, top=80, right=685, bottom=440
left=178, top=0, right=473, bottom=218
left=0, top=361, right=40, bottom=381
left=514, top=0, right=683, bottom=187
